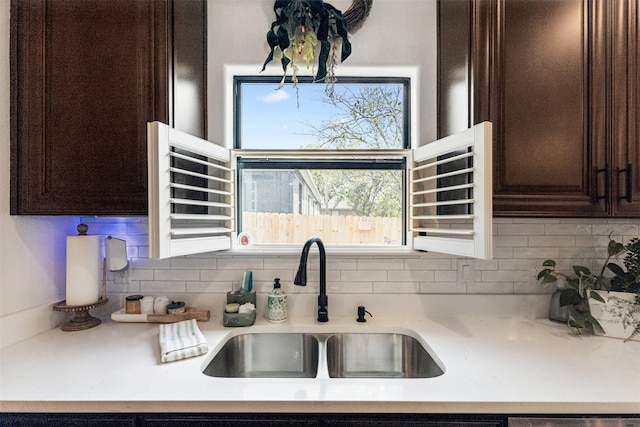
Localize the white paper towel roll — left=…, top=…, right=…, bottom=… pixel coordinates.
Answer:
left=66, top=234, right=100, bottom=306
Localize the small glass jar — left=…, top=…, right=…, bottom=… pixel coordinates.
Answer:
left=154, top=296, right=169, bottom=315
left=140, top=296, right=155, bottom=314
left=125, top=295, right=143, bottom=314
left=167, top=301, right=186, bottom=314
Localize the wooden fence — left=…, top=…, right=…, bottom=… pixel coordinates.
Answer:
left=241, top=212, right=402, bottom=245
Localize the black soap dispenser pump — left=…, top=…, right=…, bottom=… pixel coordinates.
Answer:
left=357, top=306, right=372, bottom=322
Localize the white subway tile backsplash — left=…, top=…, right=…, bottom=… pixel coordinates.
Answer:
left=592, top=223, right=638, bottom=236
left=497, top=223, right=545, bottom=235
left=200, top=269, right=248, bottom=282
left=186, top=281, right=231, bottom=293
left=330, top=260, right=360, bottom=271
left=130, top=269, right=153, bottom=281
left=513, top=247, right=560, bottom=259
left=468, top=282, right=515, bottom=294
left=514, top=281, right=548, bottom=294
left=357, top=258, right=404, bottom=271
left=574, top=235, right=611, bottom=247
left=153, top=269, right=200, bottom=282
left=483, top=270, right=527, bottom=282
left=492, top=247, right=515, bottom=259
left=560, top=246, right=600, bottom=259
left=133, top=258, right=171, bottom=270
left=472, top=259, right=498, bottom=270
left=498, top=259, right=534, bottom=271
left=528, top=235, right=575, bottom=247
left=388, top=270, right=435, bottom=282
left=545, top=223, right=592, bottom=235
left=82, top=217, right=640, bottom=302
left=434, top=270, right=457, bottom=282
left=405, top=258, right=452, bottom=270
left=494, top=235, right=528, bottom=247
left=420, top=282, right=467, bottom=293
left=216, top=257, right=265, bottom=270
left=328, top=281, right=373, bottom=294
left=170, top=257, right=218, bottom=270
left=341, top=269, right=387, bottom=282
left=373, top=282, right=421, bottom=294
left=140, top=281, right=187, bottom=293
left=263, top=257, right=300, bottom=270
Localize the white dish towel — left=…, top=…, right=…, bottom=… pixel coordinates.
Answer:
left=158, top=319, right=209, bottom=363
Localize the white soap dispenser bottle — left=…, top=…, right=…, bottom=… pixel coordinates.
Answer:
left=267, top=278, right=287, bottom=322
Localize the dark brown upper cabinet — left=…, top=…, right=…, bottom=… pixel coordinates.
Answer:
left=10, top=0, right=206, bottom=215
left=438, top=0, right=640, bottom=217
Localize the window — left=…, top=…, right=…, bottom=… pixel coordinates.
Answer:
left=147, top=67, right=492, bottom=259
left=234, top=75, right=410, bottom=247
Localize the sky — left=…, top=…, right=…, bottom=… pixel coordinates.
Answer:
left=240, top=82, right=340, bottom=149
left=239, top=81, right=405, bottom=150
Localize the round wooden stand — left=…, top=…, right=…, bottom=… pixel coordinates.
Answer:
left=53, top=299, right=108, bottom=332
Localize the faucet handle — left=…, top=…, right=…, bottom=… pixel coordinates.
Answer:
left=318, top=308, right=329, bottom=323
left=356, top=306, right=372, bottom=322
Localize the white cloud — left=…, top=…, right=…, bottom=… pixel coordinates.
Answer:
left=257, top=90, right=290, bottom=104
left=330, top=118, right=350, bottom=128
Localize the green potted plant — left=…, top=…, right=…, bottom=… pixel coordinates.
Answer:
left=590, top=237, right=640, bottom=342
left=261, top=0, right=352, bottom=87
left=537, top=237, right=626, bottom=334
left=538, top=237, right=640, bottom=341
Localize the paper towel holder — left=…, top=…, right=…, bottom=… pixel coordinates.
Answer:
left=53, top=298, right=108, bottom=331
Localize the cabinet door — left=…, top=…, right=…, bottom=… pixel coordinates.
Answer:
left=611, top=0, right=640, bottom=217
left=487, top=0, right=608, bottom=216
left=10, top=0, right=206, bottom=215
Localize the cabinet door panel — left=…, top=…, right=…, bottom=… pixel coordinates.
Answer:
left=490, top=0, right=608, bottom=216
left=11, top=0, right=206, bottom=215
left=11, top=0, right=163, bottom=215
left=612, top=0, right=640, bottom=217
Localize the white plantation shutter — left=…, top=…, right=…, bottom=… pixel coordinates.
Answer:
left=410, top=122, right=492, bottom=259
left=148, top=121, right=492, bottom=260
left=147, top=121, right=234, bottom=259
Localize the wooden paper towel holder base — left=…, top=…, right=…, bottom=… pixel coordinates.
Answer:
left=53, top=298, right=108, bottom=331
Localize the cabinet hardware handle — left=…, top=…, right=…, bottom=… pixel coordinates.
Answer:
left=619, top=163, right=633, bottom=203
left=595, top=164, right=609, bottom=202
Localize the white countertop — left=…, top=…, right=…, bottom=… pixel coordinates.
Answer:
left=1, top=296, right=639, bottom=414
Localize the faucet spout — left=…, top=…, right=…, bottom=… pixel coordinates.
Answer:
left=294, top=236, right=328, bottom=322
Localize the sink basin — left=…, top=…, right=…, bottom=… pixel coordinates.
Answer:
left=202, top=330, right=444, bottom=379
left=326, top=333, right=444, bottom=378
left=202, top=333, right=319, bottom=378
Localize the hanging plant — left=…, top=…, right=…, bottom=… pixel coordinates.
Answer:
left=261, top=0, right=356, bottom=87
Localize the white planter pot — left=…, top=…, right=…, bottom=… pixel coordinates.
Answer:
left=588, top=290, right=640, bottom=342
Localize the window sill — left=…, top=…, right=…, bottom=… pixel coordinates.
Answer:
left=227, top=245, right=422, bottom=257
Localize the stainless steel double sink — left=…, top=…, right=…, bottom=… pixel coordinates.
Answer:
left=202, top=331, right=445, bottom=379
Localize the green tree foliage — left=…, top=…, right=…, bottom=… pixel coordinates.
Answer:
left=306, top=85, right=403, bottom=149
left=304, top=85, right=404, bottom=217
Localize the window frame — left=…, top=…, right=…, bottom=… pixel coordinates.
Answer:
left=227, top=66, right=417, bottom=252
left=233, top=74, right=412, bottom=150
